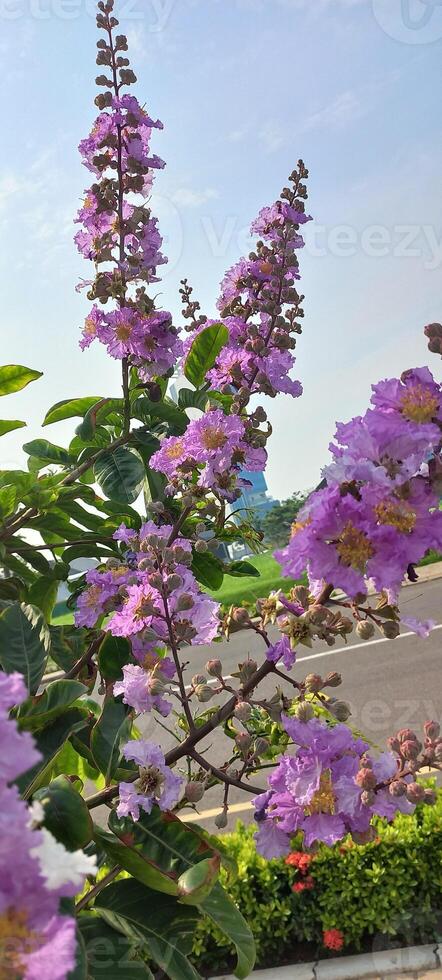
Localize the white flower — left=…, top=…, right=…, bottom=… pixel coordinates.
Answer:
left=31, top=828, right=97, bottom=891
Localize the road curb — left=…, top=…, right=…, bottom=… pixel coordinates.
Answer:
left=214, top=943, right=441, bottom=980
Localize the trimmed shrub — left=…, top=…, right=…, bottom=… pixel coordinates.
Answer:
left=192, top=791, right=442, bottom=974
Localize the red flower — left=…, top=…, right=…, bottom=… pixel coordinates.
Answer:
left=292, top=876, right=314, bottom=894
left=285, top=851, right=313, bottom=874
left=323, top=929, right=344, bottom=951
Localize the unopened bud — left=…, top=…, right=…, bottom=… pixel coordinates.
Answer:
left=215, top=810, right=228, bottom=829
left=206, top=659, right=223, bottom=678
left=234, top=701, right=252, bottom=723
left=194, top=539, right=208, bottom=554
left=424, top=788, right=437, bottom=805
left=304, top=673, right=323, bottom=693
left=195, top=684, right=214, bottom=703
left=185, top=782, right=205, bottom=803
left=166, top=573, right=183, bottom=592
left=176, top=593, right=195, bottom=612
left=323, top=671, right=342, bottom=688
left=424, top=720, right=440, bottom=741
left=381, top=621, right=400, bottom=640
left=254, top=737, right=270, bottom=757
left=192, top=674, right=206, bottom=688
left=401, top=739, right=421, bottom=761
left=361, top=790, right=375, bottom=806
left=397, top=728, right=418, bottom=743
left=235, top=733, right=253, bottom=755
left=406, top=782, right=425, bottom=804
left=295, top=701, right=314, bottom=722
left=434, top=743, right=442, bottom=762
left=355, top=768, right=376, bottom=791
left=232, top=607, right=251, bottom=626
left=352, top=827, right=376, bottom=845
left=389, top=779, right=407, bottom=798
left=328, top=700, right=351, bottom=722
left=356, top=620, right=375, bottom=641
left=387, top=736, right=401, bottom=753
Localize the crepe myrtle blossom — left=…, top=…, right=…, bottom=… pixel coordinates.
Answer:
left=117, top=740, right=183, bottom=820
left=253, top=716, right=414, bottom=858
left=114, top=660, right=175, bottom=717
left=79, top=305, right=182, bottom=376
left=0, top=672, right=96, bottom=980
left=150, top=408, right=267, bottom=500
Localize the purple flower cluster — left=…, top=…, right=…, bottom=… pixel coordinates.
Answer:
left=183, top=164, right=310, bottom=404
left=150, top=408, right=267, bottom=501
left=0, top=672, right=95, bottom=979
left=117, top=739, right=183, bottom=821
left=75, top=520, right=220, bottom=717
left=278, top=366, right=442, bottom=599
left=76, top=14, right=180, bottom=378
left=254, top=715, right=413, bottom=858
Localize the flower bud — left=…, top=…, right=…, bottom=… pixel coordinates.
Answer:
left=401, top=739, right=421, bottom=761
left=185, top=782, right=205, bottom=803
left=237, top=660, right=258, bottom=683
left=195, top=684, right=214, bottom=703
left=406, top=782, right=425, bottom=804
left=424, top=720, right=440, bottom=741
left=206, top=659, right=223, bottom=678
left=424, top=788, right=437, bottom=806
left=355, top=768, right=376, bottom=791
left=176, top=593, right=195, bottom=612
left=397, top=728, right=418, bottom=743
left=434, top=743, right=442, bottom=762
left=235, top=733, right=253, bottom=755
left=254, top=737, right=270, bottom=757
left=352, top=827, right=376, bottom=845
left=328, top=700, right=351, bottom=722
left=194, top=539, right=208, bottom=554
left=295, top=701, right=314, bottom=722
left=215, top=810, right=228, bottom=830
left=381, top=621, right=400, bottom=640
left=166, top=573, right=183, bottom=592
left=360, top=790, right=375, bottom=806
left=389, top=779, right=407, bottom=798
left=192, top=674, right=206, bottom=688
left=234, top=701, right=252, bottom=723
left=232, top=607, right=251, bottom=626
left=356, top=620, right=375, bottom=641
left=304, top=673, right=323, bottom=693
left=323, top=672, right=342, bottom=688
left=387, top=736, right=401, bottom=753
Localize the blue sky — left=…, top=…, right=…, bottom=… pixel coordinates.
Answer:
left=1, top=0, right=442, bottom=498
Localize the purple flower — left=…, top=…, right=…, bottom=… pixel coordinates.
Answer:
left=117, top=740, right=183, bottom=820
left=266, top=635, right=297, bottom=671
left=114, top=663, right=173, bottom=717
left=401, top=617, right=436, bottom=638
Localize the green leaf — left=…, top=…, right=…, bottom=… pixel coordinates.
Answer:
left=177, top=388, right=209, bottom=412
left=95, top=880, right=201, bottom=980
left=0, top=484, right=17, bottom=517
left=17, top=706, right=89, bottom=797
left=184, top=323, right=229, bottom=389
left=94, top=825, right=180, bottom=897
left=226, top=560, right=261, bottom=579
left=28, top=576, right=60, bottom=621
left=91, top=700, right=134, bottom=782
left=43, top=396, right=103, bottom=426
left=0, top=602, right=50, bottom=694
left=17, top=679, right=88, bottom=731
left=0, top=364, right=42, bottom=396
left=23, top=439, right=74, bottom=467
left=77, top=916, right=154, bottom=979
left=201, top=882, right=256, bottom=979
left=68, top=929, right=88, bottom=980
left=34, top=774, right=93, bottom=850
left=108, top=809, right=222, bottom=900
left=49, top=625, right=88, bottom=672
left=98, top=634, right=132, bottom=682
left=94, top=448, right=145, bottom=505
left=192, top=551, right=224, bottom=590
left=178, top=856, right=221, bottom=905
left=0, top=419, right=26, bottom=436
left=132, top=397, right=188, bottom=434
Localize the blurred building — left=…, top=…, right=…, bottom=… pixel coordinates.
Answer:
left=229, top=470, right=278, bottom=558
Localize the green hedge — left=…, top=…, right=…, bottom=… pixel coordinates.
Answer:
left=192, top=791, right=442, bottom=974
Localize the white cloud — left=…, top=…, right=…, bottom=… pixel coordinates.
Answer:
left=302, top=90, right=364, bottom=133
left=258, top=122, right=288, bottom=154
left=172, top=187, right=218, bottom=208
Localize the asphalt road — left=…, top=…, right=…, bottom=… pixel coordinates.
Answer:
left=137, top=578, right=442, bottom=833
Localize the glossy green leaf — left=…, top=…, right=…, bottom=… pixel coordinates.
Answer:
left=177, top=388, right=209, bottom=411
left=0, top=602, right=50, bottom=694
left=28, top=576, right=59, bottom=621
left=91, top=700, right=134, bottom=782
left=184, top=323, right=229, bottom=389
left=200, top=882, right=256, bottom=979
left=132, top=397, right=188, bottom=434
left=17, top=707, right=89, bottom=797
left=226, top=560, right=261, bottom=579
left=43, top=396, right=102, bottom=426
left=34, top=774, right=93, bottom=850
left=178, top=856, right=221, bottom=905
left=192, top=551, right=224, bottom=590
left=77, top=916, right=154, bottom=979
left=68, top=929, right=88, bottom=980
left=0, top=484, right=17, bottom=517
left=17, top=679, right=88, bottom=731
left=94, top=448, right=145, bottom=505
left=95, top=879, right=201, bottom=980
left=98, top=634, right=132, bottom=682
left=94, top=825, right=180, bottom=896
left=49, top=625, right=88, bottom=672
left=0, top=364, right=42, bottom=396
left=23, top=439, right=74, bottom=467
left=0, top=419, right=26, bottom=436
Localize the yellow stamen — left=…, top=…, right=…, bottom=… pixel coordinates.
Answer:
left=0, top=908, right=38, bottom=979
left=305, top=771, right=336, bottom=816
left=83, top=315, right=97, bottom=338
left=400, top=385, right=439, bottom=423
left=375, top=500, right=417, bottom=534
left=201, top=426, right=228, bottom=451
left=336, top=521, right=374, bottom=572
left=166, top=439, right=184, bottom=460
